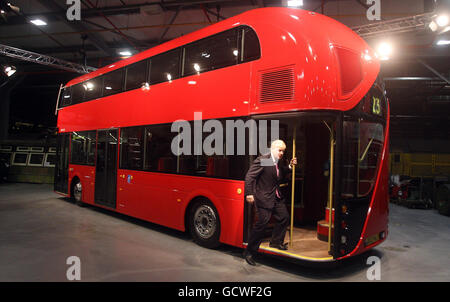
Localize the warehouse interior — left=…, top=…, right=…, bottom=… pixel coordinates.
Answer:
left=2, top=0, right=449, bottom=208
left=0, top=0, right=450, bottom=282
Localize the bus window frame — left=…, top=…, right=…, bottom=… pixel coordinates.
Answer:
left=124, top=59, right=150, bottom=92
left=58, top=25, right=261, bottom=109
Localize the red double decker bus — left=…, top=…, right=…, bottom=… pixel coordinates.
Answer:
left=54, top=7, right=389, bottom=262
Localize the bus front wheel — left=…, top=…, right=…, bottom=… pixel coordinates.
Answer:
left=188, top=199, right=221, bottom=249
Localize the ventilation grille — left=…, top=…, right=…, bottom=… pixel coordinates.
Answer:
left=259, top=67, right=295, bottom=103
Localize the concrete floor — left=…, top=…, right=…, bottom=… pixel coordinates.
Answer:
left=0, top=182, right=449, bottom=282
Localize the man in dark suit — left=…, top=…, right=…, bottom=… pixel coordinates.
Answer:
left=244, top=140, right=297, bottom=266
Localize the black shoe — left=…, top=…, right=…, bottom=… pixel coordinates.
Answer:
left=269, top=242, right=289, bottom=250
left=244, top=251, right=256, bottom=266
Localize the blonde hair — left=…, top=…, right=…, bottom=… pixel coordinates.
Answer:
left=271, top=139, right=286, bottom=150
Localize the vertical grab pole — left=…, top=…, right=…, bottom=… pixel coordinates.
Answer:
left=327, top=124, right=335, bottom=253
left=290, top=126, right=296, bottom=247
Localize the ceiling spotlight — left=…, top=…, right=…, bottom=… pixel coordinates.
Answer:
left=3, top=65, right=16, bottom=77
left=436, top=39, right=450, bottom=45
left=119, top=50, right=132, bottom=57
left=376, top=42, right=393, bottom=61
left=287, top=0, right=303, bottom=7
left=436, top=14, right=449, bottom=27
left=30, top=19, right=47, bottom=26
left=429, top=20, right=438, bottom=32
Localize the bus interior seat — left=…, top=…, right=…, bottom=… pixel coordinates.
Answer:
left=158, top=157, right=175, bottom=172
left=206, top=156, right=229, bottom=178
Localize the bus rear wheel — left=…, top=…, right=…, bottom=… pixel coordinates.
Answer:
left=189, top=199, right=221, bottom=249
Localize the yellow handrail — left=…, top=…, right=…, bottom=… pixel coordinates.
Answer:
left=327, top=125, right=335, bottom=253
left=290, top=126, right=296, bottom=247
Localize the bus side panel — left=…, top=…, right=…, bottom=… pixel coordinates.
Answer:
left=116, top=171, right=245, bottom=247
left=116, top=170, right=176, bottom=226
left=68, top=164, right=96, bottom=204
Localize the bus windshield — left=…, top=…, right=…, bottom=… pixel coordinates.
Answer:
left=342, top=83, right=387, bottom=199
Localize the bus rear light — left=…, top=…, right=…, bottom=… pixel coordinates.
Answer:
left=341, top=221, right=347, bottom=230
left=341, top=235, right=347, bottom=244
left=341, top=204, right=348, bottom=214
left=334, top=46, right=362, bottom=98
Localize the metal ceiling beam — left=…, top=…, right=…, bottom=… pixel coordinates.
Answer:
left=0, top=0, right=243, bottom=26
left=0, top=21, right=213, bottom=41
left=36, top=0, right=116, bottom=57
left=82, top=0, right=138, bottom=51
left=0, top=7, right=141, bottom=26
left=0, top=43, right=96, bottom=74
left=351, top=12, right=435, bottom=38
left=417, top=59, right=450, bottom=86
left=159, top=8, right=181, bottom=44
left=203, top=8, right=226, bottom=21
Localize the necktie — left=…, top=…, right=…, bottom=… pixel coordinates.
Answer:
left=275, top=162, right=281, bottom=198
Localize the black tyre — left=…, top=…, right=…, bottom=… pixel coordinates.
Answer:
left=189, top=199, right=221, bottom=249
left=72, top=179, right=86, bottom=207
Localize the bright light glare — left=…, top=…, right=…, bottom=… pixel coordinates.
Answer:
left=119, top=51, right=132, bottom=57
left=84, top=82, right=94, bottom=90
left=377, top=42, right=393, bottom=60
left=193, top=63, right=200, bottom=72
left=287, top=0, right=303, bottom=7
left=30, top=19, right=47, bottom=26
left=429, top=21, right=438, bottom=32
left=4, top=66, right=16, bottom=77
left=364, top=54, right=372, bottom=61
left=436, top=39, right=450, bottom=45
left=436, top=15, right=449, bottom=27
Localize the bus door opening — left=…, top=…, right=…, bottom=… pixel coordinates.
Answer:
left=54, top=133, right=70, bottom=194
left=248, top=114, right=336, bottom=260
left=94, top=129, right=118, bottom=208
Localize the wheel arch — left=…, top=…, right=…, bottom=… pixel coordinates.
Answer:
left=69, top=175, right=81, bottom=198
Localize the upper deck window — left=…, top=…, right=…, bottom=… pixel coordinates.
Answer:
left=183, top=29, right=239, bottom=76
left=126, top=60, right=148, bottom=91
left=84, top=76, right=103, bottom=101
left=61, top=87, right=72, bottom=107
left=242, top=26, right=261, bottom=63
left=150, top=49, right=181, bottom=85
left=103, top=68, right=124, bottom=97
left=60, top=26, right=260, bottom=108
left=71, top=82, right=85, bottom=104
